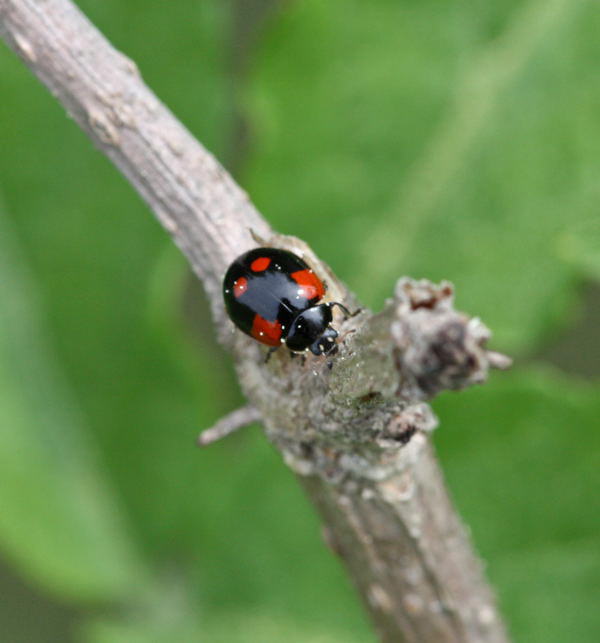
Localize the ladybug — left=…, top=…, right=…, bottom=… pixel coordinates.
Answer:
left=223, top=247, right=350, bottom=357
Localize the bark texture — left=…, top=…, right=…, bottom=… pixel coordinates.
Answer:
left=0, top=2, right=511, bottom=641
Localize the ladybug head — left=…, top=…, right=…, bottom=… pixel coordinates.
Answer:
left=310, top=326, right=338, bottom=356
left=285, top=304, right=338, bottom=356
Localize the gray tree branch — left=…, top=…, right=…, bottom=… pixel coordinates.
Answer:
left=0, top=2, right=511, bottom=641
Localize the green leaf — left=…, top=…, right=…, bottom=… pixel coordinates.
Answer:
left=243, top=0, right=599, bottom=354
left=0, top=201, right=146, bottom=601
left=433, top=368, right=600, bottom=641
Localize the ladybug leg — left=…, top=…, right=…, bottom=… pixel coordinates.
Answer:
left=288, top=350, right=307, bottom=366
left=264, top=346, right=279, bottom=363
left=249, top=228, right=269, bottom=246
left=339, top=328, right=357, bottom=344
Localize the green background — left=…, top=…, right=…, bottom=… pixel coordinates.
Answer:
left=1, top=1, right=598, bottom=641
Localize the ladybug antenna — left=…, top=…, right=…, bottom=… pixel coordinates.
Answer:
left=329, top=302, right=356, bottom=319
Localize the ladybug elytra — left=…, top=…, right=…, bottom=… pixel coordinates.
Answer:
left=223, top=247, right=349, bottom=356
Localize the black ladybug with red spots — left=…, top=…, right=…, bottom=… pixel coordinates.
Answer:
left=223, top=247, right=350, bottom=356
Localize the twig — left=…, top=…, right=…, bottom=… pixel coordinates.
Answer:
left=197, top=405, right=261, bottom=446
left=486, top=351, right=513, bottom=371
left=0, top=2, right=511, bottom=641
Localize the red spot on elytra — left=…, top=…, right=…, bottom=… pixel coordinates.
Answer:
left=251, top=315, right=282, bottom=346
left=250, top=256, right=271, bottom=272
left=233, top=277, right=248, bottom=298
left=290, top=269, right=325, bottom=300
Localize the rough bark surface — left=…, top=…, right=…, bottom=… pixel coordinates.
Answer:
left=0, top=2, right=511, bottom=641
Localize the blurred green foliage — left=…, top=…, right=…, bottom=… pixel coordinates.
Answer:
left=0, top=0, right=598, bottom=641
